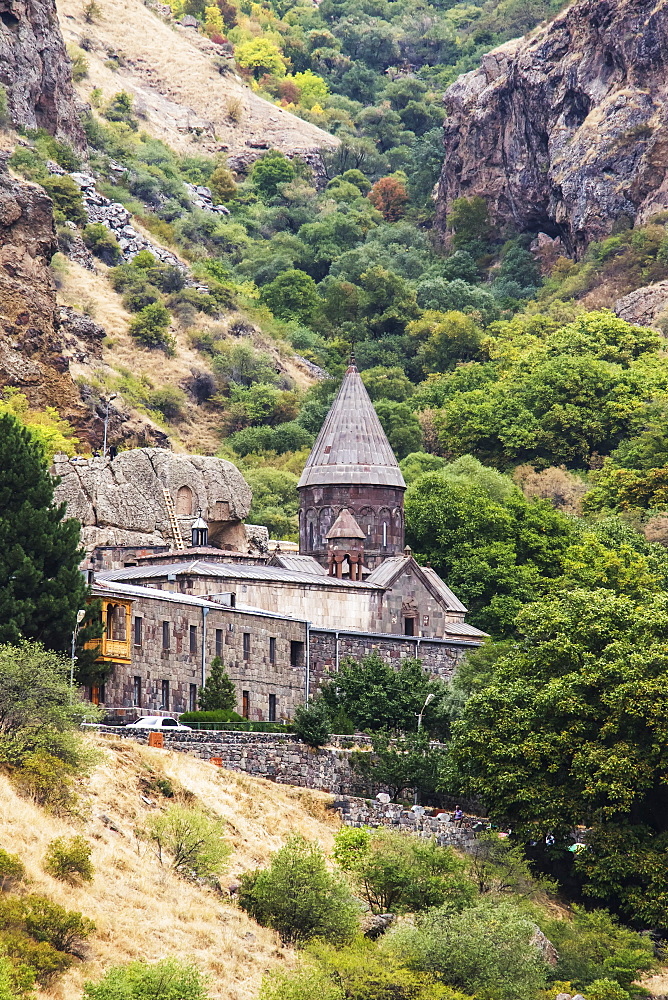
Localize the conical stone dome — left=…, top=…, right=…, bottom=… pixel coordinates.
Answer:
left=298, top=364, right=406, bottom=489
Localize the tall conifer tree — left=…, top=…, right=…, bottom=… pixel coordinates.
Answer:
left=0, top=413, right=87, bottom=651
left=198, top=657, right=237, bottom=711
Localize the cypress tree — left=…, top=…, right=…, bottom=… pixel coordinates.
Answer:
left=198, top=656, right=237, bottom=711
left=0, top=413, right=87, bottom=651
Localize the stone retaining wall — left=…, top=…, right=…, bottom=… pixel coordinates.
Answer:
left=338, top=796, right=488, bottom=851
left=96, top=726, right=376, bottom=795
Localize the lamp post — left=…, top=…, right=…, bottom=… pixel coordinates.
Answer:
left=102, top=393, right=117, bottom=458
left=414, top=692, right=435, bottom=806
left=416, top=692, right=435, bottom=731
left=70, top=608, right=86, bottom=689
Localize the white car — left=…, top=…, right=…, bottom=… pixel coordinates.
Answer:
left=125, top=716, right=192, bottom=731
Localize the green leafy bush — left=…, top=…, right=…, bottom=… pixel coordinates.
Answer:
left=388, top=896, right=548, bottom=1000
left=238, top=834, right=359, bottom=945
left=178, top=710, right=244, bottom=725
left=83, top=958, right=209, bottom=1000
left=139, top=805, right=230, bottom=880
left=0, top=893, right=95, bottom=986
left=0, top=85, right=9, bottom=128
left=291, top=700, right=331, bottom=748
left=543, top=908, right=655, bottom=993
left=43, top=837, right=94, bottom=885
left=82, top=223, right=121, bottom=264
left=333, top=827, right=474, bottom=914
left=148, top=386, right=187, bottom=421
left=0, top=850, right=25, bottom=892
left=128, top=303, right=175, bottom=353
left=42, top=177, right=86, bottom=225
left=0, top=641, right=99, bottom=812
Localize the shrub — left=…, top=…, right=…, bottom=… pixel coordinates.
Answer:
left=178, top=710, right=244, bottom=726
left=0, top=85, right=9, bottom=128
left=259, top=966, right=344, bottom=1000
left=0, top=642, right=100, bottom=812
left=82, top=223, right=121, bottom=264
left=238, top=834, right=359, bottom=945
left=0, top=850, right=25, bottom=892
left=250, top=151, right=296, bottom=198
left=67, top=45, right=89, bottom=82
left=132, top=249, right=158, bottom=269
left=139, top=805, right=230, bottom=879
left=128, top=303, right=174, bottom=353
left=291, top=700, right=331, bottom=748
left=543, top=907, right=655, bottom=993
left=586, top=981, right=630, bottom=1000
left=333, top=827, right=475, bottom=914
left=43, top=836, right=94, bottom=885
left=42, top=177, right=86, bottom=225
left=388, top=897, right=548, bottom=1000
left=83, top=958, right=209, bottom=1000
left=22, top=895, right=95, bottom=956
left=148, top=386, right=187, bottom=421
left=208, top=165, right=236, bottom=203
left=198, top=657, right=236, bottom=711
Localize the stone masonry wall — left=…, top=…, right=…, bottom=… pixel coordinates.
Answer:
left=309, top=629, right=470, bottom=689
left=103, top=597, right=308, bottom=721
left=97, top=727, right=376, bottom=795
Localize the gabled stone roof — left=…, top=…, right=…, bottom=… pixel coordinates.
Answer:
left=326, top=508, right=366, bottom=540
left=298, top=364, right=406, bottom=489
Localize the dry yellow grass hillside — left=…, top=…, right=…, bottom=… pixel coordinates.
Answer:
left=0, top=736, right=339, bottom=1000
left=56, top=0, right=338, bottom=159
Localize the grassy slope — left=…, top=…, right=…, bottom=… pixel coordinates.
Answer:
left=0, top=737, right=338, bottom=1000
left=56, top=0, right=338, bottom=160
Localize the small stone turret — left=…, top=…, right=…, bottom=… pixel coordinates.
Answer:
left=326, top=508, right=365, bottom=580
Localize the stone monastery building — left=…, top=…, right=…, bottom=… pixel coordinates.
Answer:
left=55, top=363, right=485, bottom=721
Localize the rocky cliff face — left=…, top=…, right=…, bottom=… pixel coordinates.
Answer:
left=53, top=449, right=256, bottom=554
left=0, top=0, right=85, bottom=148
left=0, top=161, right=93, bottom=419
left=436, top=0, right=668, bottom=257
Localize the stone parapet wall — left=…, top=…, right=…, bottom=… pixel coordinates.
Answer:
left=96, top=727, right=381, bottom=795
left=338, top=796, right=487, bottom=850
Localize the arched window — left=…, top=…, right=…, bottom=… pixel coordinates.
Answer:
left=176, top=485, right=194, bottom=517
left=308, top=522, right=314, bottom=550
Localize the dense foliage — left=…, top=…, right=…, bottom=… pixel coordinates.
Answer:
left=0, top=414, right=87, bottom=652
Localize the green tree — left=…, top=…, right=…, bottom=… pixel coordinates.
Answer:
left=238, top=835, right=359, bottom=945
left=198, top=657, right=236, bottom=711
left=320, top=653, right=446, bottom=734
left=292, top=699, right=331, bottom=747
left=208, top=164, right=237, bottom=203
left=84, top=959, right=209, bottom=1000
left=389, top=897, right=548, bottom=1000
left=360, top=366, right=414, bottom=402
left=42, top=176, right=86, bottom=225
left=374, top=400, right=422, bottom=459
left=351, top=729, right=444, bottom=802
left=261, top=269, right=321, bottom=323
left=333, top=827, right=474, bottom=913
left=408, top=310, right=483, bottom=372
left=0, top=641, right=98, bottom=809
left=235, top=38, right=286, bottom=79
left=446, top=196, right=492, bottom=253
left=0, top=414, right=87, bottom=651
left=449, top=588, right=668, bottom=928
left=399, top=452, right=447, bottom=485
left=250, top=152, right=296, bottom=198
left=405, top=475, right=576, bottom=636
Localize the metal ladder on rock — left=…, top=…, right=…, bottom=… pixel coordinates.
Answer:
left=162, top=488, right=185, bottom=551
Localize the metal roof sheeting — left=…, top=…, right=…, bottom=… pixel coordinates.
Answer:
left=99, top=560, right=378, bottom=589
left=298, top=365, right=406, bottom=489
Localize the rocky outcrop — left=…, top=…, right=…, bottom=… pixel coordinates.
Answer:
left=52, top=448, right=254, bottom=552
left=0, top=162, right=92, bottom=422
left=436, top=0, right=668, bottom=257
left=614, top=280, right=668, bottom=329
left=0, top=0, right=85, bottom=148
